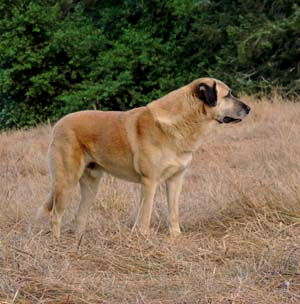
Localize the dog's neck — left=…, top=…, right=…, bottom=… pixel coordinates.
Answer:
left=147, top=89, right=216, bottom=152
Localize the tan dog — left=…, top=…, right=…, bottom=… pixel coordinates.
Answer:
left=38, top=77, right=250, bottom=242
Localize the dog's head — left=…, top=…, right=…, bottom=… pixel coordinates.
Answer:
left=192, top=78, right=250, bottom=124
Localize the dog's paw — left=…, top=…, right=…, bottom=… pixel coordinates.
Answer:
left=169, top=228, right=181, bottom=238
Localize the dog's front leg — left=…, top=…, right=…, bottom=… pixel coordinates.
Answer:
left=135, top=177, right=158, bottom=235
left=166, top=169, right=186, bottom=237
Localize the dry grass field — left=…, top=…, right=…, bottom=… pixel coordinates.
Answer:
left=1, top=96, right=300, bottom=303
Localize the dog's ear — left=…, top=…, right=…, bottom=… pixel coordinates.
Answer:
left=196, top=81, right=217, bottom=106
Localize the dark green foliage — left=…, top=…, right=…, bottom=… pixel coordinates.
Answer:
left=0, top=2, right=107, bottom=128
left=0, top=0, right=299, bottom=129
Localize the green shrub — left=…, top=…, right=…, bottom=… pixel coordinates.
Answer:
left=0, top=0, right=299, bottom=129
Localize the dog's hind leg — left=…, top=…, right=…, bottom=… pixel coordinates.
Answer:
left=75, top=164, right=102, bottom=245
left=48, top=135, right=86, bottom=239
left=36, top=178, right=72, bottom=240
left=51, top=184, right=69, bottom=239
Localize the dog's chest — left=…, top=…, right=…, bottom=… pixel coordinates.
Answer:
left=160, top=152, right=192, bottom=179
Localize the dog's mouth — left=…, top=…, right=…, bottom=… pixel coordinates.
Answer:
left=223, top=116, right=242, bottom=123
left=216, top=117, right=242, bottom=124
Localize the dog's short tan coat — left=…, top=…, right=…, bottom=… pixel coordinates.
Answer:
left=38, top=77, right=250, bottom=241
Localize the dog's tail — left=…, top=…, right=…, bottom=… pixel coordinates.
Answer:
left=36, top=193, right=54, bottom=219
left=29, top=193, right=54, bottom=235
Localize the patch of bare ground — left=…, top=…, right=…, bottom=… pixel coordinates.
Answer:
left=1, top=96, right=300, bottom=303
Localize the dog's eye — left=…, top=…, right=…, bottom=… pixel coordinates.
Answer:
left=231, top=91, right=239, bottom=98
left=226, top=91, right=232, bottom=98
left=226, top=90, right=238, bottom=98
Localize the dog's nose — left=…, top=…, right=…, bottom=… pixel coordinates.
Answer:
left=244, top=104, right=251, bottom=114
